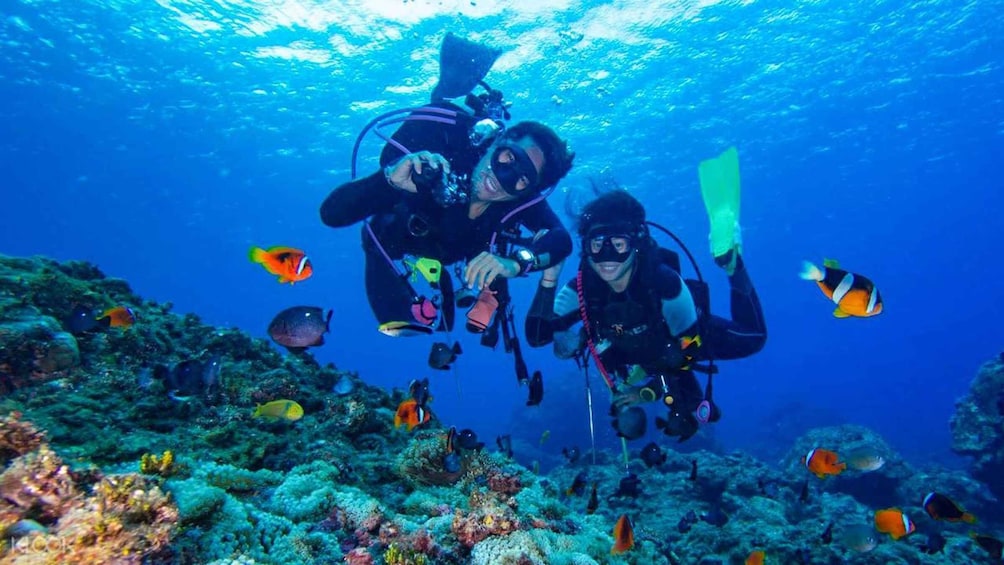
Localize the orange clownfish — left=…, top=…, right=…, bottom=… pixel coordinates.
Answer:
left=250, top=246, right=313, bottom=284
left=800, top=259, right=883, bottom=318
left=393, top=399, right=430, bottom=431
left=98, top=306, right=136, bottom=328
left=745, top=550, right=766, bottom=565
left=801, top=448, right=846, bottom=479
left=874, top=508, right=915, bottom=540
left=611, top=514, right=634, bottom=555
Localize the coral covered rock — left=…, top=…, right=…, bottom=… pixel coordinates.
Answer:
left=950, top=358, right=1004, bottom=500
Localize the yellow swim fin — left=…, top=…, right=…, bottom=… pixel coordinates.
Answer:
left=699, top=146, right=742, bottom=274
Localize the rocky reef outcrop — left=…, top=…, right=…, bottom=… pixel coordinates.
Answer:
left=950, top=357, right=1004, bottom=500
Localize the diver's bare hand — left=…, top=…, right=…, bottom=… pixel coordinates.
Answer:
left=612, top=387, right=643, bottom=410
left=540, top=259, right=564, bottom=288
left=384, top=151, right=451, bottom=193
left=465, top=251, right=519, bottom=290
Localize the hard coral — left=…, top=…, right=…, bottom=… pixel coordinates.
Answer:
left=42, top=473, right=178, bottom=564
left=451, top=501, right=522, bottom=549
left=0, top=415, right=179, bottom=564
left=344, top=547, right=374, bottom=565
left=395, top=431, right=463, bottom=487
left=0, top=411, right=46, bottom=463
left=139, top=450, right=177, bottom=478
left=0, top=444, right=80, bottom=522
left=486, top=469, right=523, bottom=496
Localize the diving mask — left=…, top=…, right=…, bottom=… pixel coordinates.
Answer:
left=586, top=228, right=634, bottom=264
left=489, top=142, right=539, bottom=196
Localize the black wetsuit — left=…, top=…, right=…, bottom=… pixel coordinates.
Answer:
left=320, top=103, right=572, bottom=328
left=525, top=251, right=767, bottom=412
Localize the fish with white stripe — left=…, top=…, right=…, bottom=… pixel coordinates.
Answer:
left=800, top=259, right=884, bottom=318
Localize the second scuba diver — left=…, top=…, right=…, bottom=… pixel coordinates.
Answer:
left=319, top=34, right=576, bottom=338
left=524, top=148, right=767, bottom=441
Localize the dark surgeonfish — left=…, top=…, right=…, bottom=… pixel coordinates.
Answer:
left=268, top=306, right=332, bottom=353
left=526, top=370, right=544, bottom=406
left=639, top=442, right=666, bottom=468
left=428, top=341, right=462, bottom=370
left=154, top=355, right=223, bottom=401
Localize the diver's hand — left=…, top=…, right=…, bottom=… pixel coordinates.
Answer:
left=384, top=151, right=451, bottom=193
left=611, top=386, right=644, bottom=410
left=540, top=260, right=564, bottom=288
left=465, top=251, right=519, bottom=290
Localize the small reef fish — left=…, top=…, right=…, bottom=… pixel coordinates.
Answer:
left=428, top=341, right=462, bottom=370
left=98, top=306, right=136, bottom=328
left=253, top=399, right=303, bottom=422
left=611, top=514, right=634, bottom=555
left=970, top=532, right=1003, bottom=559
left=393, top=399, right=430, bottom=431
left=378, top=320, right=433, bottom=337
left=566, top=471, right=587, bottom=497
left=700, top=506, right=729, bottom=527
left=66, top=304, right=135, bottom=333
left=923, top=491, right=976, bottom=523
left=267, top=306, right=332, bottom=353
left=249, top=246, right=313, bottom=284
left=801, top=448, right=846, bottom=479
left=332, top=374, right=354, bottom=396
left=840, top=524, right=878, bottom=553
left=562, top=446, right=581, bottom=464
left=64, top=304, right=113, bottom=334
left=539, top=430, right=550, bottom=446
left=844, top=446, right=885, bottom=472
left=639, top=442, right=666, bottom=468
left=496, top=434, right=513, bottom=458
left=154, top=356, right=223, bottom=401
left=677, top=510, right=698, bottom=533
left=873, top=508, right=915, bottom=540
left=526, top=370, right=544, bottom=406
left=800, top=259, right=883, bottom=318
left=455, top=428, right=484, bottom=450
left=608, top=473, right=641, bottom=500
left=409, top=378, right=431, bottom=407
left=586, top=482, right=599, bottom=515
left=745, top=550, right=765, bottom=565
left=919, top=531, right=946, bottom=555
left=820, top=522, right=833, bottom=544
left=442, top=427, right=461, bottom=473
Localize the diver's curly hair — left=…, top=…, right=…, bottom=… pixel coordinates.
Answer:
left=502, top=121, right=575, bottom=191
left=569, top=178, right=648, bottom=238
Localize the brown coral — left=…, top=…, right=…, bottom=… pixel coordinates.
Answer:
left=0, top=411, right=46, bottom=463
left=0, top=416, right=179, bottom=564
left=0, top=444, right=80, bottom=522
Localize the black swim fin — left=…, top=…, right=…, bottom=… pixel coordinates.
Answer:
left=431, top=32, right=502, bottom=101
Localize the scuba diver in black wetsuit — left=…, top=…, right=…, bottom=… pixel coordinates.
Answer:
left=319, top=34, right=575, bottom=387
left=524, top=163, right=766, bottom=442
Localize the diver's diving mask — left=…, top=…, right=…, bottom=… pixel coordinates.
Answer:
left=489, top=142, right=540, bottom=196
left=586, top=228, right=634, bottom=264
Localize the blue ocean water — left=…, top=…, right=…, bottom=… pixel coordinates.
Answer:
left=1, top=0, right=1000, bottom=471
